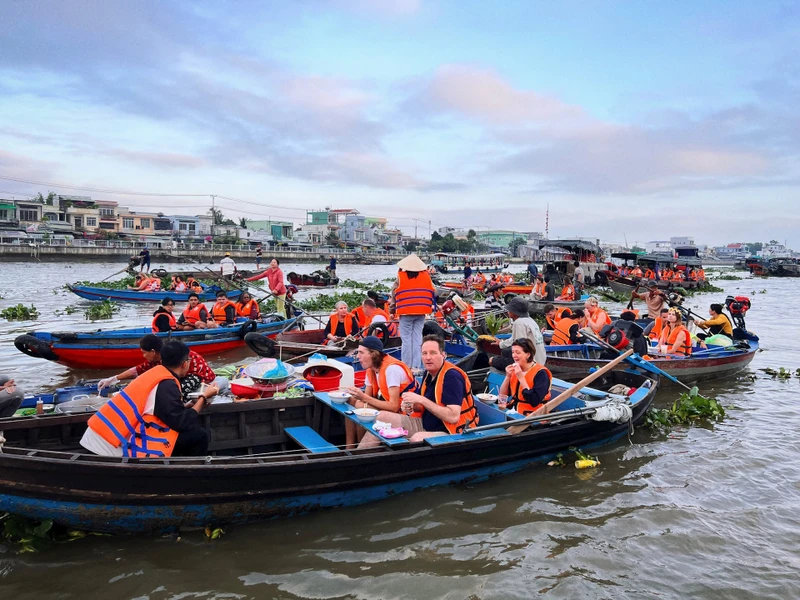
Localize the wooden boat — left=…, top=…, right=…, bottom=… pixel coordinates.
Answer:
left=0, top=371, right=657, bottom=534
left=286, top=271, right=339, bottom=287
left=543, top=339, right=758, bottom=382
left=14, top=317, right=297, bottom=369
left=528, top=298, right=586, bottom=315
left=149, top=267, right=257, bottom=281
left=245, top=327, right=401, bottom=360
left=67, top=284, right=240, bottom=303
left=435, top=284, right=475, bottom=302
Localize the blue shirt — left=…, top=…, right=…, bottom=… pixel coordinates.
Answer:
left=329, top=258, right=337, bottom=270
left=527, top=263, right=538, bottom=277
left=463, top=265, right=472, bottom=279
left=421, top=368, right=466, bottom=433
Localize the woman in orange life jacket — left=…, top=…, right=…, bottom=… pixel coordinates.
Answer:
left=324, top=301, right=359, bottom=344
left=557, top=277, right=576, bottom=301
left=498, top=338, right=552, bottom=416
left=151, top=297, right=178, bottom=333
left=128, top=273, right=151, bottom=291
left=643, top=268, right=656, bottom=279
left=550, top=308, right=587, bottom=346
left=361, top=335, right=478, bottom=446
left=176, top=293, right=210, bottom=330
left=657, top=306, right=693, bottom=357
left=205, top=290, right=237, bottom=329
left=81, top=341, right=217, bottom=458
left=392, top=254, right=435, bottom=370
left=529, top=274, right=546, bottom=300
left=344, top=335, right=416, bottom=448
left=631, top=265, right=643, bottom=278
left=584, top=296, right=611, bottom=334
left=170, top=275, right=187, bottom=292
left=235, top=291, right=261, bottom=320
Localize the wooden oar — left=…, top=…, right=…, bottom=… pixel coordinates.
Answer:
left=101, top=266, right=131, bottom=283
left=508, top=349, right=634, bottom=434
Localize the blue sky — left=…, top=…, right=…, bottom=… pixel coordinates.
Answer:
left=1, top=0, right=798, bottom=247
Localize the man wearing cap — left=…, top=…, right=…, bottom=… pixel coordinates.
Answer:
left=328, top=255, right=337, bottom=278
left=392, top=253, right=436, bottom=370
left=219, top=251, right=237, bottom=281
left=346, top=336, right=416, bottom=448
left=489, top=297, right=546, bottom=370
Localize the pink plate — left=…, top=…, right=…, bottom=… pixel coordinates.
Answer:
left=379, top=428, right=408, bottom=439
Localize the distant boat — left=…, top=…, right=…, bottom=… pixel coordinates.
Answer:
left=67, top=284, right=240, bottom=303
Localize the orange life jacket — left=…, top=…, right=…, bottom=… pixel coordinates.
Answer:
left=698, top=269, right=705, bottom=280
left=394, top=271, right=435, bottom=316
left=632, top=267, right=643, bottom=277
left=559, top=284, right=575, bottom=301
left=190, top=282, right=203, bottom=292
left=508, top=363, right=552, bottom=415
left=182, top=304, right=206, bottom=325
left=661, top=324, right=692, bottom=356
left=474, top=273, right=487, bottom=287
left=644, top=269, right=655, bottom=279
left=587, top=308, right=611, bottom=333
left=545, top=307, right=571, bottom=330
left=350, top=306, right=367, bottom=327
left=211, top=300, right=236, bottom=323
left=86, top=366, right=179, bottom=458
left=151, top=310, right=177, bottom=333
left=550, top=317, right=579, bottom=346
left=328, top=312, right=358, bottom=337
left=365, top=355, right=417, bottom=410
left=532, top=281, right=545, bottom=296
left=419, top=362, right=479, bottom=434
left=648, top=316, right=666, bottom=340
left=370, top=308, right=397, bottom=336
left=236, top=299, right=260, bottom=319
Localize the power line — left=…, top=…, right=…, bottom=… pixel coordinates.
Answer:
left=0, top=175, right=209, bottom=198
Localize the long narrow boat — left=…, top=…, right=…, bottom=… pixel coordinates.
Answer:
left=0, top=371, right=657, bottom=534
left=430, top=252, right=509, bottom=274
left=528, top=298, right=587, bottom=315
left=67, top=284, right=241, bottom=303
left=13, top=317, right=297, bottom=369
left=543, top=340, right=758, bottom=381
left=607, top=274, right=699, bottom=295
left=245, top=328, right=402, bottom=360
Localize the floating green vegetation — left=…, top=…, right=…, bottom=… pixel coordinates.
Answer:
left=761, top=367, right=793, bottom=380
left=204, top=525, right=224, bottom=540
left=483, top=313, right=510, bottom=335
left=547, top=447, right=599, bottom=468
left=644, top=388, right=726, bottom=431
left=714, top=274, right=742, bottom=281
left=84, top=299, right=120, bottom=321
left=596, top=289, right=626, bottom=303
left=294, top=291, right=374, bottom=313
left=54, top=306, right=77, bottom=317
left=695, top=282, right=724, bottom=294
left=338, top=279, right=391, bottom=293
left=1, top=304, right=39, bottom=320
left=1, top=513, right=108, bottom=553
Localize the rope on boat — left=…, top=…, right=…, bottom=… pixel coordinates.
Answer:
left=590, top=399, right=633, bottom=424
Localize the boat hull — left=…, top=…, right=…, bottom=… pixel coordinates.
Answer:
left=68, top=285, right=240, bottom=303
left=528, top=299, right=585, bottom=314
left=287, top=272, right=339, bottom=287
left=15, top=319, right=296, bottom=369
left=0, top=372, right=656, bottom=533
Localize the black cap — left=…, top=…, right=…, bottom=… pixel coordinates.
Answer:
left=359, top=336, right=384, bottom=352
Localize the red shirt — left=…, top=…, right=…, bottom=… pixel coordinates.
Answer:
left=135, top=350, right=216, bottom=384
left=265, top=267, right=286, bottom=296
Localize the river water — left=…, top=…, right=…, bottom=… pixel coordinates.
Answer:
left=1, top=259, right=798, bottom=599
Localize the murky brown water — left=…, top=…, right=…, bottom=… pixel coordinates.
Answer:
left=1, top=258, right=798, bottom=599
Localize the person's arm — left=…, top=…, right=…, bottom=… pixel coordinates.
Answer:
left=224, top=305, right=237, bottom=324
left=520, top=370, right=550, bottom=407
left=569, top=323, right=584, bottom=343
left=404, top=371, right=464, bottom=424
left=153, top=380, right=205, bottom=432
left=324, top=320, right=335, bottom=340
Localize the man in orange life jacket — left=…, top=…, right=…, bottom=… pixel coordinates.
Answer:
left=152, top=297, right=178, bottom=333
left=369, top=335, right=478, bottom=443
left=324, top=301, right=359, bottom=343
left=206, top=290, right=237, bottom=328
left=81, top=341, right=217, bottom=457
left=176, top=293, right=210, bottom=330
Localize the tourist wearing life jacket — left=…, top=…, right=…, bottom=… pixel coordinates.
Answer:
left=631, top=266, right=643, bottom=278
left=392, top=254, right=436, bottom=370
left=177, top=293, right=210, bottom=330
left=235, top=291, right=261, bottom=320
left=81, top=341, right=218, bottom=458
left=697, top=268, right=706, bottom=281
left=558, top=277, right=576, bottom=301
left=499, top=338, right=553, bottom=415
left=359, top=298, right=397, bottom=337
left=186, top=277, right=204, bottom=294
left=490, top=297, right=546, bottom=371
left=152, top=297, right=178, bottom=333
left=644, top=307, right=670, bottom=341
left=658, top=307, right=693, bottom=356
left=128, top=273, right=151, bottom=291
left=692, top=303, right=734, bottom=339
left=324, top=301, right=359, bottom=344
left=543, top=304, right=571, bottom=331
left=206, top=290, right=236, bottom=328
left=362, top=336, right=478, bottom=445
left=345, top=336, right=416, bottom=448
left=473, top=271, right=487, bottom=289
left=584, top=296, right=611, bottom=334
left=529, top=275, right=546, bottom=300
left=550, top=309, right=586, bottom=346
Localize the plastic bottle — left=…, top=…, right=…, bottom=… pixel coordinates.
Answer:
left=36, top=399, right=44, bottom=415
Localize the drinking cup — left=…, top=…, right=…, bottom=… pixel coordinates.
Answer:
left=498, top=394, right=509, bottom=410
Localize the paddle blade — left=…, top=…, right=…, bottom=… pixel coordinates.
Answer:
left=689, top=386, right=699, bottom=397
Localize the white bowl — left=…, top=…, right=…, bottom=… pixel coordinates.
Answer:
left=476, top=393, right=498, bottom=404
left=353, top=407, right=379, bottom=423
left=329, top=391, right=351, bottom=403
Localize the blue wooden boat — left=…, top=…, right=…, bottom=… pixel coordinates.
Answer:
left=14, top=317, right=297, bottom=369
left=67, top=284, right=241, bottom=303
left=0, top=370, right=657, bottom=534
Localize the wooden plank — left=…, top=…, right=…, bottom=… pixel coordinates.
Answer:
left=314, top=393, right=409, bottom=447
left=284, top=426, right=340, bottom=454
left=424, top=428, right=511, bottom=447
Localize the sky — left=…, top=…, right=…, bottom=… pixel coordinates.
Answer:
left=1, top=0, right=799, bottom=248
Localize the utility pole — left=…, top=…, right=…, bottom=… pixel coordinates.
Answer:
left=210, top=194, right=216, bottom=239
left=428, top=220, right=431, bottom=240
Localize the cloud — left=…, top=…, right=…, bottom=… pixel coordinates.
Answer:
left=0, top=151, right=60, bottom=182
left=105, top=149, right=208, bottom=169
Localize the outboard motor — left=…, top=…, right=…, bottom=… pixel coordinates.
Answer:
left=725, top=295, right=752, bottom=330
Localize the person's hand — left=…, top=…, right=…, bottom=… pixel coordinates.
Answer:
left=203, top=384, right=219, bottom=398
left=346, top=386, right=365, bottom=401
left=2, top=379, right=15, bottom=393
left=512, top=363, right=524, bottom=378
left=97, top=376, right=119, bottom=392
left=504, top=364, right=516, bottom=376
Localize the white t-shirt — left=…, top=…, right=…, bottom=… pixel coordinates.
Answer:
left=573, top=266, right=584, bottom=283
left=220, top=257, right=237, bottom=276
left=79, top=385, right=159, bottom=457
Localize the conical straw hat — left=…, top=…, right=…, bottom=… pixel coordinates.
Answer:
left=396, top=253, right=427, bottom=271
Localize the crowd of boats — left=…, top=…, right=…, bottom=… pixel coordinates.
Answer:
left=0, top=250, right=760, bottom=535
